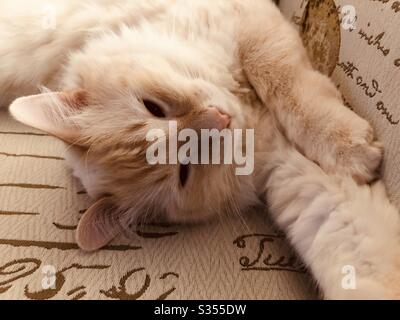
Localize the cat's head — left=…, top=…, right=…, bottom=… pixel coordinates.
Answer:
left=9, top=28, right=257, bottom=251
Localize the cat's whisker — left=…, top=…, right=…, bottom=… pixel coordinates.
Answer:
left=224, top=166, right=253, bottom=235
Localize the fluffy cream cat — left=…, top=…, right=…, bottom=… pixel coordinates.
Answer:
left=1, top=0, right=400, bottom=299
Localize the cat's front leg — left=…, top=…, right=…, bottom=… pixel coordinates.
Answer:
left=237, top=2, right=382, bottom=182
left=274, top=66, right=383, bottom=183
left=263, top=140, right=400, bottom=299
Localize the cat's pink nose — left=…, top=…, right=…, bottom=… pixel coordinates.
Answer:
left=205, top=106, right=231, bottom=130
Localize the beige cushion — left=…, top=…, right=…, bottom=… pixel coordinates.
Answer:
left=279, top=0, right=400, bottom=207
left=0, top=110, right=316, bottom=299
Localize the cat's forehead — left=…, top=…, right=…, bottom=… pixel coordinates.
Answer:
left=75, top=64, right=202, bottom=112
left=65, top=37, right=217, bottom=108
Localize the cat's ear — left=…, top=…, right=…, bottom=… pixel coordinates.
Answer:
left=9, top=89, right=89, bottom=144
left=76, top=197, right=123, bottom=251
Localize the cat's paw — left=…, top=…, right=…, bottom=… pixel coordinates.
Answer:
left=319, top=120, right=383, bottom=183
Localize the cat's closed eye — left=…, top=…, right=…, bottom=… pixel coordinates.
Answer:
left=143, top=99, right=166, bottom=118
left=179, top=164, right=190, bottom=187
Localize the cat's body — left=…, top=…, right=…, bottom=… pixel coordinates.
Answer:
left=1, top=0, right=400, bottom=299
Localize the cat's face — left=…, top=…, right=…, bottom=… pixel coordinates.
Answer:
left=10, top=29, right=257, bottom=251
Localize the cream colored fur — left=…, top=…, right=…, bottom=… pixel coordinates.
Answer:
left=1, top=0, right=399, bottom=299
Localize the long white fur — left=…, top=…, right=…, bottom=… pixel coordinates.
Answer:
left=264, top=138, right=400, bottom=299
